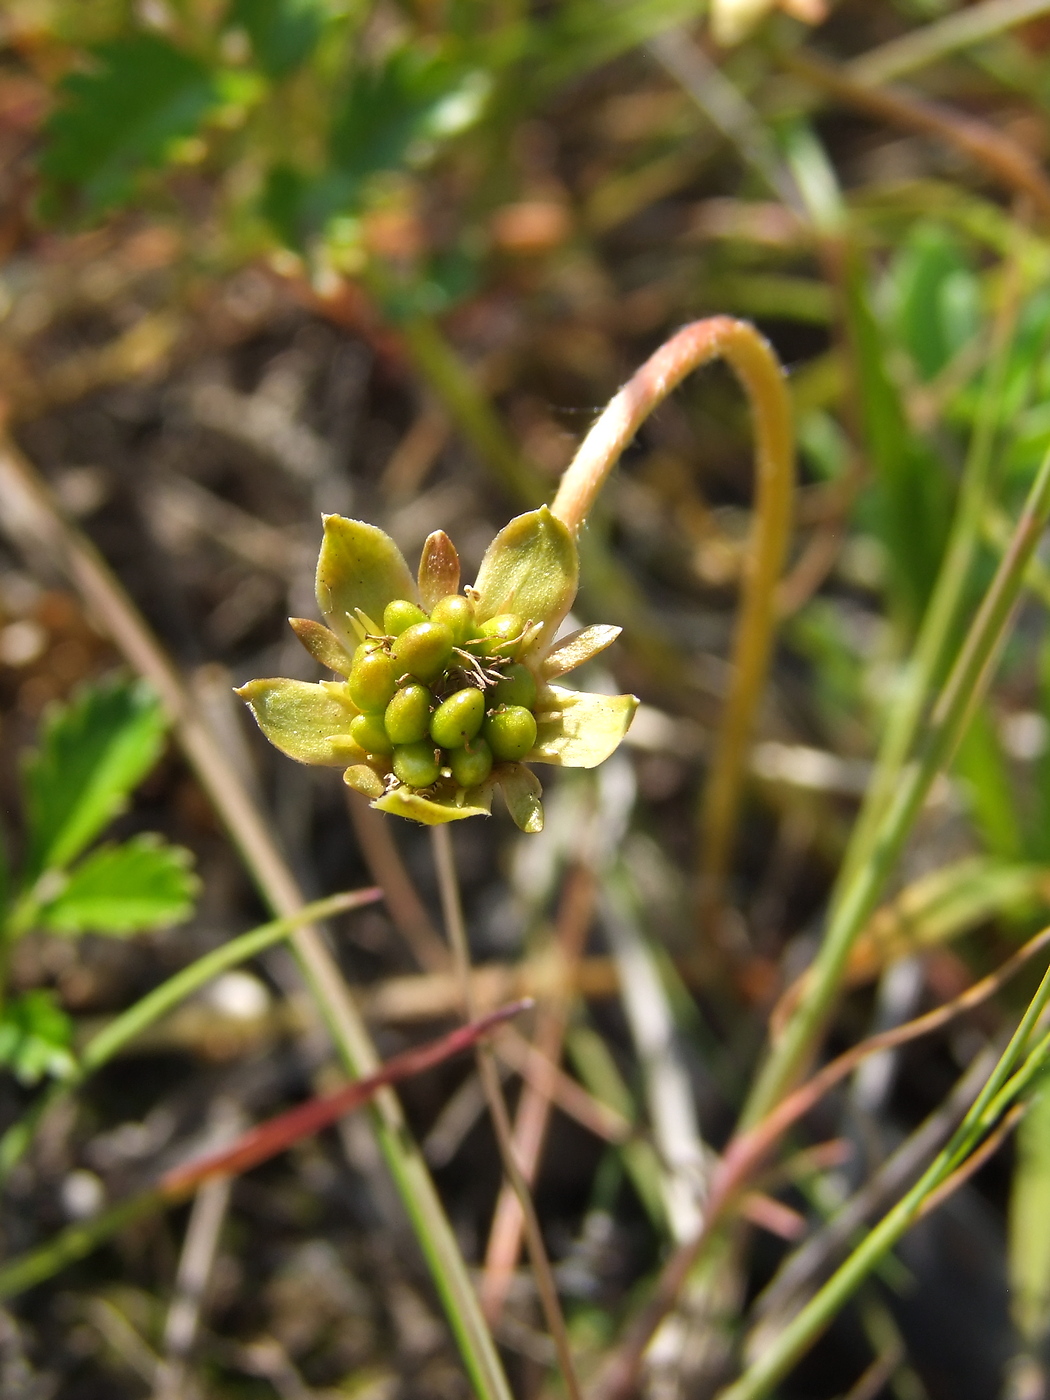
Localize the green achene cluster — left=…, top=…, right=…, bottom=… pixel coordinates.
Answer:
left=237, top=509, right=639, bottom=830
left=345, top=593, right=542, bottom=796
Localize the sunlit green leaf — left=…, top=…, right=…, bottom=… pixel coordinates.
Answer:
left=473, top=507, right=578, bottom=650
left=237, top=677, right=357, bottom=766
left=23, top=677, right=168, bottom=881
left=39, top=35, right=223, bottom=216
left=530, top=686, right=637, bottom=768
left=38, top=835, right=198, bottom=936
left=315, top=516, right=416, bottom=651
left=0, top=991, right=76, bottom=1086
left=1010, top=1070, right=1050, bottom=1344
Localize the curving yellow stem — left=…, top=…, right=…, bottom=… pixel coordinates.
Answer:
left=551, top=317, right=796, bottom=933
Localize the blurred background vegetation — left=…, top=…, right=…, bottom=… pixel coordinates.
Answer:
left=4, top=0, right=1050, bottom=1397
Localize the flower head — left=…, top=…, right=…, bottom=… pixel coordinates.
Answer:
left=237, top=507, right=638, bottom=831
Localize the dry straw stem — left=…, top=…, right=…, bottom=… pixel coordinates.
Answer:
left=787, top=49, right=1050, bottom=227
left=431, top=825, right=584, bottom=1400
left=0, top=430, right=513, bottom=1400
left=480, top=864, right=597, bottom=1323
left=596, top=919, right=1050, bottom=1400
left=552, top=317, right=795, bottom=925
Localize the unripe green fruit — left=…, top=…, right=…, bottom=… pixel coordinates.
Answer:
left=383, top=598, right=428, bottom=636
left=490, top=662, right=537, bottom=710
left=384, top=683, right=432, bottom=745
left=485, top=705, right=537, bottom=761
left=350, top=712, right=394, bottom=755
left=353, top=639, right=383, bottom=665
left=429, top=594, right=476, bottom=645
left=450, top=738, right=493, bottom=788
left=391, top=622, right=454, bottom=683
left=393, top=741, right=441, bottom=788
left=430, top=687, right=485, bottom=749
left=348, top=649, right=397, bottom=712
left=477, top=613, right=525, bottom=658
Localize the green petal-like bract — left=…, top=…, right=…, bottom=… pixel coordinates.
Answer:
left=497, top=763, right=544, bottom=832
left=316, top=516, right=417, bottom=651
left=236, top=678, right=356, bottom=766
left=530, top=685, right=639, bottom=768
left=372, top=786, right=493, bottom=824
left=472, top=507, right=578, bottom=652
left=289, top=617, right=355, bottom=676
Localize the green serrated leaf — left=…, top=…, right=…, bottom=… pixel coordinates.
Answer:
left=228, top=0, right=326, bottom=77
left=39, top=34, right=223, bottom=217
left=22, top=677, right=168, bottom=881
left=0, top=990, right=76, bottom=1086
left=37, top=835, right=198, bottom=937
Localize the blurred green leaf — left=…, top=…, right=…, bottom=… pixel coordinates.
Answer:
left=1009, top=1070, right=1050, bottom=1346
left=39, top=34, right=223, bottom=216
left=36, top=835, right=198, bottom=936
left=227, top=0, right=326, bottom=77
left=22, top=677, right=168, bottom=881
left=842, top=248, right=952, bottom=632
left=0, top=991, right=76, bottom=1086
left=886, top=223, right=980, bottom=383
left=954, top=703, right=1023, bottom=861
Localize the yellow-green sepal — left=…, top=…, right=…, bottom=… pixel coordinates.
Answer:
left=372, top=786, right=493, bottom=824
left=530, top=685, right=638, bottom=768
left=472, top=506, right=578, bottom=651
left=541, top=624, right=622, bottom=679
left=289, top=617, right=355, bottom=676
left=316, top=516, right=416, bottom=651
left=497, top=763, right=544, bottom=832
left=236, top=678, right=356, bottom=766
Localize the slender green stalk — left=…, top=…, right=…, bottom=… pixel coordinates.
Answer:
left=0, top=889, right=381, bottom=1180
left=846, top=0, right=1050, bottom=87
left=719, top=962, right=1050, bottom=1400
left=742, top=444, right=1050, bottom=1127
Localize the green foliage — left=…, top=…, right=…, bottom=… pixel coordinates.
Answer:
left=227, top=0, right=326, bottom=78
left=0, top=991, right=75, bottom=1086
left=1009, top=1071, right=1050, bottom=1347
left=23, top=676, right=168, bottom=880
left=39, top=35, right=224, bottom=217
left=886, top=223, right=980, bottom=383
left=37, top=835, right=198, bottom=936
left=0, top=677, right=198, bottom=1086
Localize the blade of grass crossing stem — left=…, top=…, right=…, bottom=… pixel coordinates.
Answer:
left=719, top=958, right=1050, bottom=1400
left=0, top=889, right=381, bottom=1181
left=0, top=1005, right=530, bottom=1302
left=742, top=443, right=1050, bottom=1128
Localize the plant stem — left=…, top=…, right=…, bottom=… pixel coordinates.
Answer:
left=742, top=443, right=1050, bottom=1128
left=845, top=0, right=1050, bottom=87
left=551, top=317, right=795, bottom=930
left=430, top=825, right=584, bottom=1400
left=0, top=435, right=514, bottom=1400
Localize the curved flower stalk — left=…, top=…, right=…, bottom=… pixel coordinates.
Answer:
left=238, top=507, right=638, bottom=832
